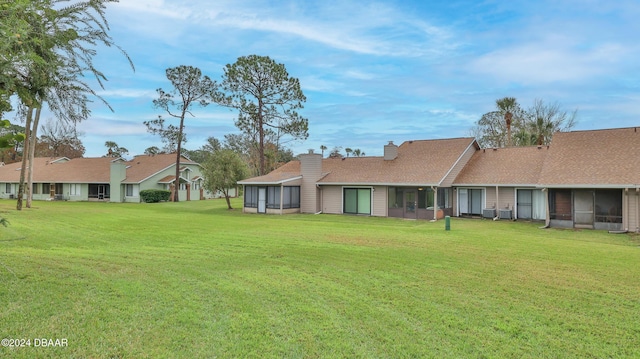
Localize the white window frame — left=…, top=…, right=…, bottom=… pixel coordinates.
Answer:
left=69, top=184, right=81, bottom=196
left=125, top=184, right=139, bottom=197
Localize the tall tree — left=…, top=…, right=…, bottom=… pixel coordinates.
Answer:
left=223, top=132, right=291, bottom=176
left=352, top=148, right=365, bottom=157
left=183, top=136, right=221, bottom=164
left=472, top=97, right=576, bottom=148
left=0, top=123, right=25, bottom=163
left=35, top=119, right=84, bottom=158
left=527, top=99, right=577, bottom=146
left=345, top=148, right=353, bottom=157
left=320, top=145, right=327, bottom=158
left=144, top=146, right=161, bottom=155
left=202, top=149, right=247, bottom=210
left=104, top=141, right=128, bottom=158
left=328, top=146, right=343, bottom=159
left=219, top=55, right=308, bottom=176
left=143, top=116, right=186, bottom=154
left=154, top=65, right=217, bottom=202
left=4, top=0, right=133, bottom=210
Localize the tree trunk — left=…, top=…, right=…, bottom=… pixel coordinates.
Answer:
left=26, top=106, right=42, bottom=208
left=258, top=99, right=265, bottom=176
left=16, top=107, right=33, bottom=211
left=225, top=193, right=232, bottom=209
left=173, top=115, right=185, bottom=202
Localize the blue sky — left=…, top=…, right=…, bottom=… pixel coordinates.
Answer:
left=39, top=0, right=640, bottom=157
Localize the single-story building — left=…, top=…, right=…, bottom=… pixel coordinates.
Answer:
left=239, top=137, right=479, bottom=220
left=537, top=128, right=639, bottom=231
left=238, top=126, right=640, bottom=232
left=453, top=145, right=550, bottom=220
left=0, top=153, right=234, bottom=202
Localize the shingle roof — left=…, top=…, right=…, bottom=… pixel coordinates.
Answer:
left=318, top=138, right=476, bottom=185
left=122, top=154, right=197, bottom=183
left=0, top=157, right=114, bottom=183
left=238, top=161, right=302, bottom=184
left=538, top=127, right=640, bottom=186
left=454, top=146, right=549, bottom=186
left=239, top=137, right=477, bottom=186
left=0, top=153, right=198, bottom=184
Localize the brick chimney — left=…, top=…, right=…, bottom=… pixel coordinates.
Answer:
left=384, top=141, right=398, bottom=160
left=299, top=150, right=322, bottom=213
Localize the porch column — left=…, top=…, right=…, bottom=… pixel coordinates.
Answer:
left=542, top=188, right=550, bottom=227
left=280, top=183, right=284, bottom=215
left=495, top=185, right=500, bottom=218
left=432, top=186, right=438, bottom=221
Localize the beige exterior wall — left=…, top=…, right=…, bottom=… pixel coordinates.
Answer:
left=300, top=154, right=322, bottom=213
left=624, top=189, right=640, bottom=232
left=320, top=185, right=387, bottom=217
left=440, top=143, right=477, bottom=187
left=321, top=186, right=342, bottom=214
left=484, top=187, right=517, bottom=210
left=372, top=186, right=387, bottom=217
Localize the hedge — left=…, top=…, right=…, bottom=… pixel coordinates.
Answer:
left=139, top=189, right=171, bottom=203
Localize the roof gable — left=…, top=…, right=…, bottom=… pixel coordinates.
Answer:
left=122, top=154, right=199, bottom=183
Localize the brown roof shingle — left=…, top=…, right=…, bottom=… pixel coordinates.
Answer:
left=122, top=154, right=196, bottom=183
left=454, top=146, right=549, bottom=186
left=0, top=157, right=114, bottom=183
left=318, top=138, right=476, bottom=185
left=238, top=161, right=302, bottom=184
left=538, top=127, right=640, bottom=186
left=0, top=153, right=198, bottom=184
left=240, top=137, right=477, bottom=185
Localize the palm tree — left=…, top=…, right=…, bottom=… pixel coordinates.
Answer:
left=528, top=99, right=577, bottom=146
left=353, top=149, right=361, bottom=157
left=495, top=97, right=518, bottom=147
left=345, top=148, right=353, bottom=157
left=320, top=145, right=327, bottom=157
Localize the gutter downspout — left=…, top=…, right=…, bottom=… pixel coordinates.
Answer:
left=315, top=184, right=323, bottom=214
left=493, top=185, right=500, bottom=221
left=623, top=188, right=629, bottom=232
left=540, top=188, right=550, bottom=229
left=636, top=187, right=640, bottom=233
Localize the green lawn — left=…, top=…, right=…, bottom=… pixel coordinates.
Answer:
left=0, top=199, right=639, bottom=358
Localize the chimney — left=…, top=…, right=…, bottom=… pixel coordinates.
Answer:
left=299, top=152, right=322, bottom=213
left=384, top=141, right=398, bottom=160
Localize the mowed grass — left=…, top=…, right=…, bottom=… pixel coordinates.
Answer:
left=0, top=199, right=639, bottom=358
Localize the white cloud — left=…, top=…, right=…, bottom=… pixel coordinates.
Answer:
left=469, top=40, right=629, bottom=85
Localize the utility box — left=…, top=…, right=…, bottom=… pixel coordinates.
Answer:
left=482, top=208, right=496, bottom=218
left=499, top=209, right=512, bottom=220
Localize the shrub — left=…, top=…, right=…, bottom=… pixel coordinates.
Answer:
left=139, top=189, right=171, bottom=203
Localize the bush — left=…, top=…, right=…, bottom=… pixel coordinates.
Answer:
left=139, top=189, right=171, bottom=203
